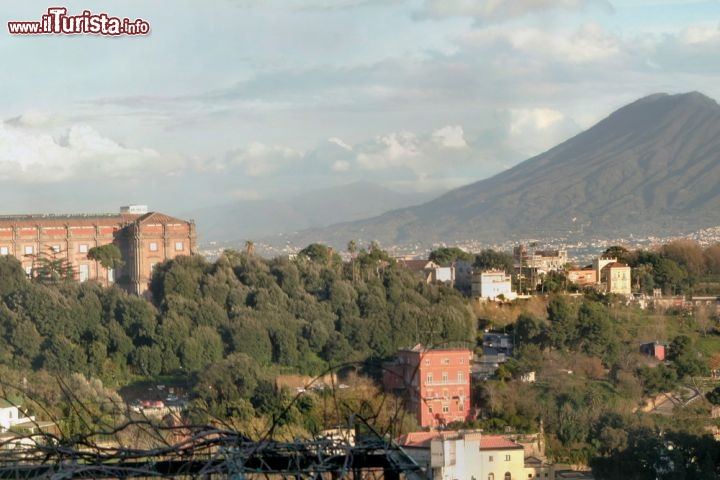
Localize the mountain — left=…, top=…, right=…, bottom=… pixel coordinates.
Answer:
left=186, top=181, right=441, bottom=243
left=285, top=92, right=720, bottom=247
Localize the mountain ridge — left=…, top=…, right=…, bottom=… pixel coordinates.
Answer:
left=187, top=181, right=443, bottom=243
left=279, top=92, right=720, bottom=248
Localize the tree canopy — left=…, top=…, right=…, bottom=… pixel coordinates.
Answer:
left=88, top=244, right=124, bottom=270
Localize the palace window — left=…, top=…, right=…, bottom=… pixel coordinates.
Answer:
left=79, top=264, right=89, bottom=282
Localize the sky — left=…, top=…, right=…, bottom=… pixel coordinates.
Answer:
left=1, top=0, right=720, bottom=215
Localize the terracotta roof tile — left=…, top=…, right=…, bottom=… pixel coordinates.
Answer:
left=395, top=431, right=440, bottom=448
left=136, top=212, right=192, bottom=225
left=605, top=262, right=629, bottom=268
left=480, top=435, right=524, bottom=450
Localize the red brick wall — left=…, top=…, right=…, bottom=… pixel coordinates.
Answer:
left=384, top=348, right=472, bottom=428
left=0, top=213, right=196, bottom=295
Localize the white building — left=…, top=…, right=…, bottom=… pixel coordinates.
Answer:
left=472, top=270, right=517, bottom=301
left=0, top=401, right=35, bottom=432
left=434, top=266, right=454, bottom=283
left=0, top=400, right=57, bottom=452
left=514, top=246, right=567, bottom=272
left=397, top=431, right=554, bottom=480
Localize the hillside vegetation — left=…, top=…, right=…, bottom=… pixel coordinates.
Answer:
left=0, top=245, right=473, bottom=437
left=0, top=241, right=718, bottom=476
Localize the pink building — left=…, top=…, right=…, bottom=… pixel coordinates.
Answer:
left=383, top=345, right=472, bottom=428
left=566, top=268, right=597, bottom=287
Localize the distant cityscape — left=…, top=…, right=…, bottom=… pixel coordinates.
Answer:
left=198, top=223, right=720, bottom=266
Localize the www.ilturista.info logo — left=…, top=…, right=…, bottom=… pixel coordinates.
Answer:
left=8, top=7, right=150, bottom=36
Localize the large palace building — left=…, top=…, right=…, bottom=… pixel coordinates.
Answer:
left=0, top=205, right=196, bottom=295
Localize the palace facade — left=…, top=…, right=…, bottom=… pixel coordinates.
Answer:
left=0, top=206, right=196, bottom=295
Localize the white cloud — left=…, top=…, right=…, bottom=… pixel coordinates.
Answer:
left=4, top=110, right=53, bottom=128
left=225, top=142, right=304, bottom=177
left=505, top=107, right=579, bottom=156
left=0, top=123, right=163, bottom=183
left=509, top=108, right=565, bottom=134
left=295, top=0, right=406, bottom=10
left=432, top=125, right=467, bottom=148
left=328, top=137, right=353, bottom=151
left=332, top=159, right=351, bottom=172
left=356, top=131, right=420, bottom=170
left=348, top=124, right=487, bottom=181
left=680, top=24, right=720, bottom=45
left=462, top=22, right=621, bottom=64
left=419, top=0, right=611, bottom=22
left=524, top=23, right=619, bottom=63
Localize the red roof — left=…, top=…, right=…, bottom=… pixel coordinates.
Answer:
left=605, top=262, right=629, bottom=268
left=480, top=435, right=524, bottom=450
left=395, top=432, right=523, bottom=450
left=395, top=431, right=440, bottom=448
left=136, top=212, right=191, bottom=225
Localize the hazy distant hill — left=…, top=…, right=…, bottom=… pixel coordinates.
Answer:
left=187, top=181, right=440, bottom=243
left=286, top=92, right=720, bottom=248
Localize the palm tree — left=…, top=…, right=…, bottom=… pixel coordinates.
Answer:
left=245, top=240, right=255, bottom=256
left=347, top=240, right=358, bottom=283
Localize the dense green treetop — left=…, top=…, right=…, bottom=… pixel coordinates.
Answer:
left=0, top=243, right=474, bottom=420
left=429, top=247, right=474, bottom=266
left=474, top=249, right=514, bottom=272
left=87, top=244, right=124, bottom=270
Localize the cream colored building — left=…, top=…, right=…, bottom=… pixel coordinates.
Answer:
left=397, top=431, right=554, bottom=480
left=604, top=262, right=631, bottom=294
left=592, top=257, right=632, bottom=295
